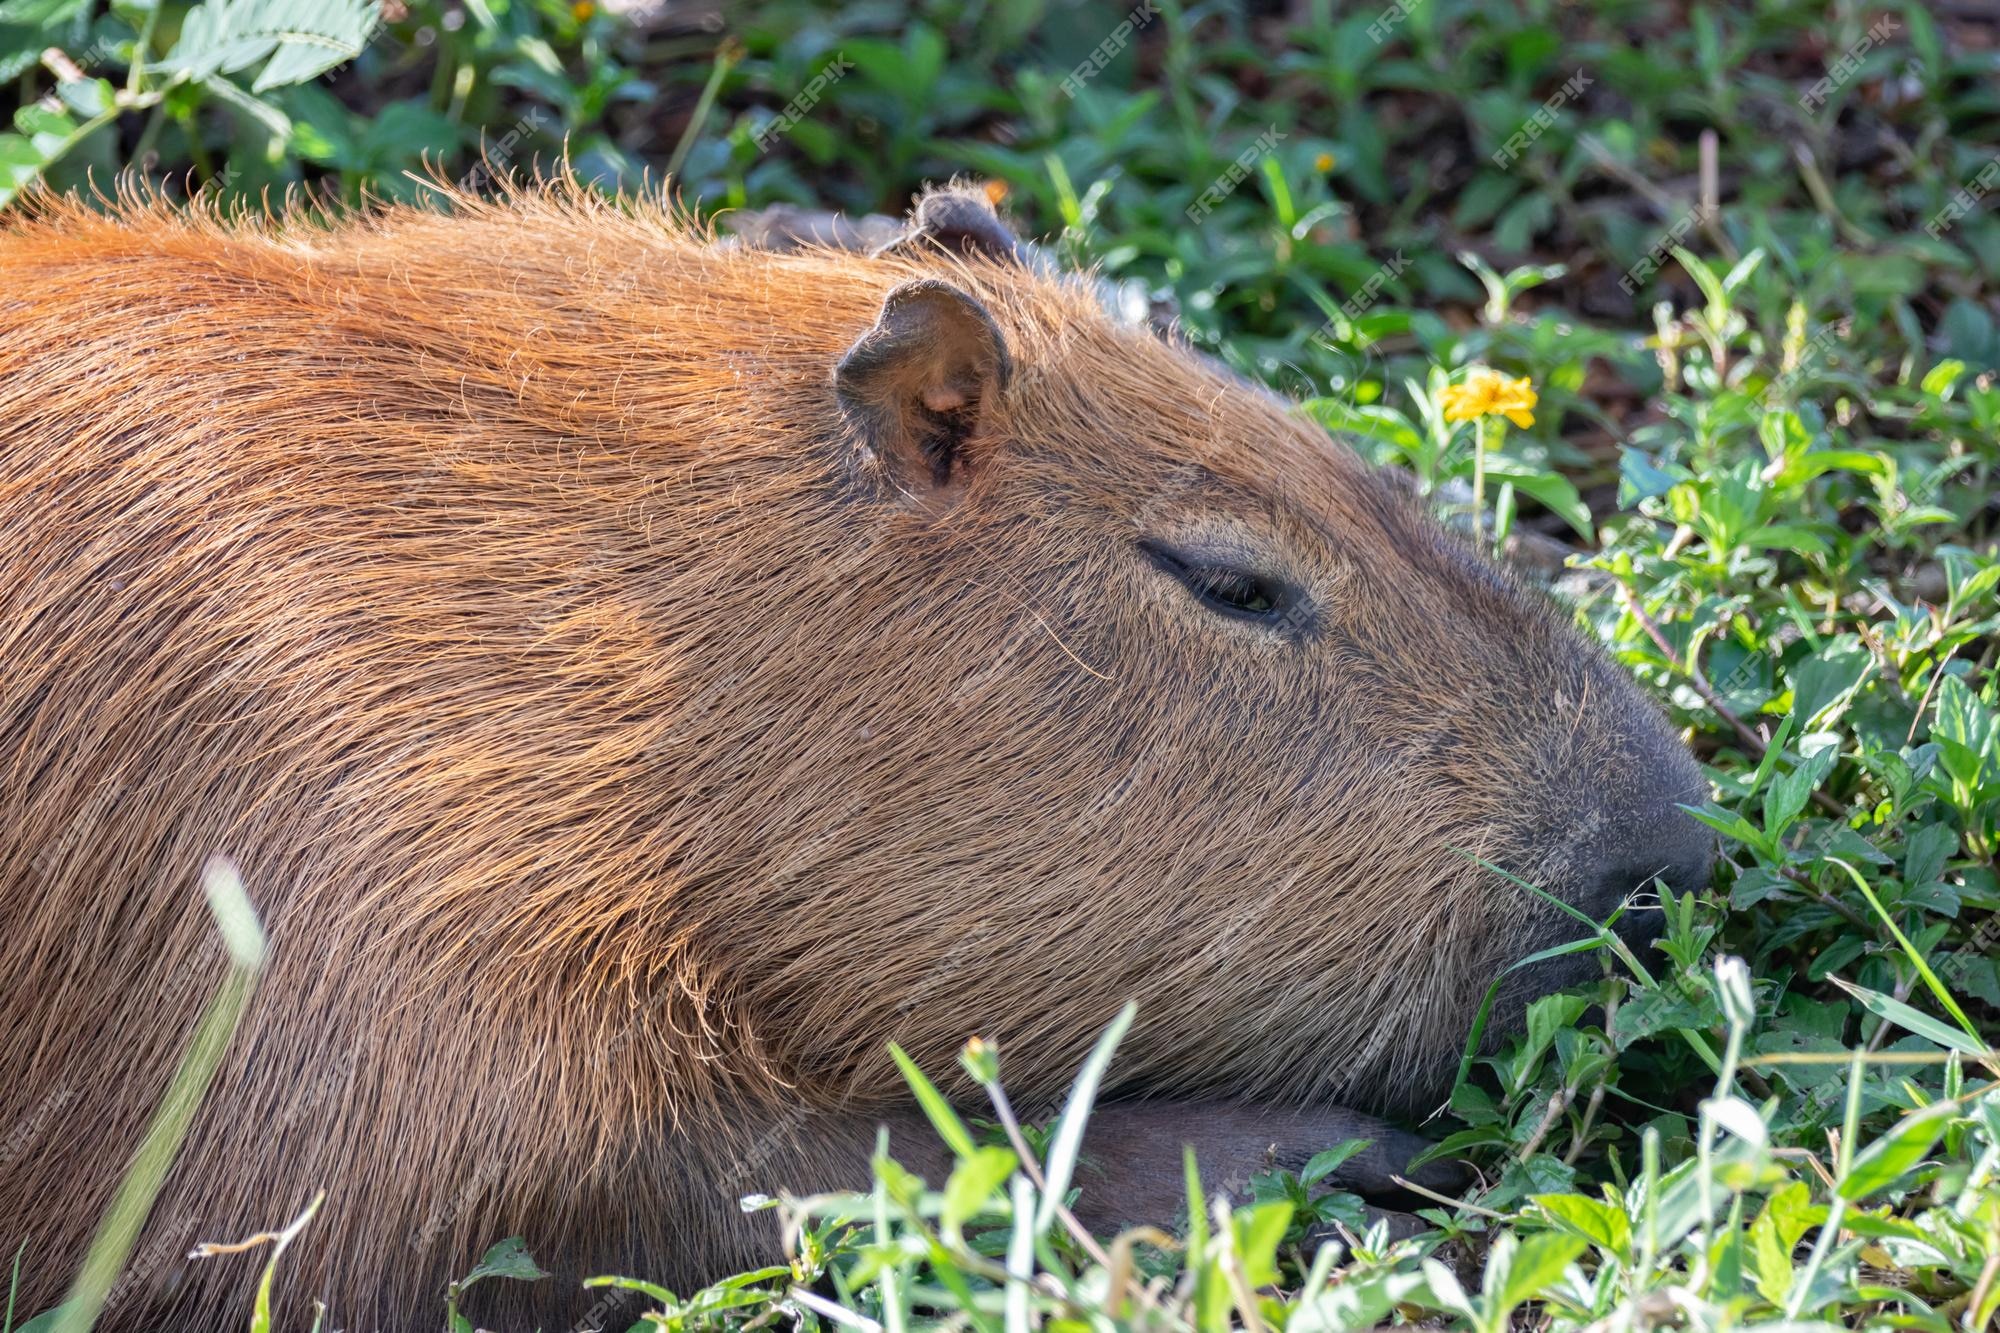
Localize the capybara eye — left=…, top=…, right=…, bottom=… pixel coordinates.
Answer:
left=1137, top=539, right=1295, bottom=625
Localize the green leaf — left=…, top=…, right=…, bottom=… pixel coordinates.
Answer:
left=1933, top=675, right=1996, bottom=789
left=150, top=0, right=379, bottom=89
left=196, top=73, right=291, bottom=137
left=1520, top=992, right=1589, bottom=1084
left=1772, top=449, right=1888, bottom=487
left=1901, top=821, right=1958, bottom=891
left=1745, top=714, right=1798, bottom=800
left=1748, top=522, right=1830, bottom=558
left=53, top=76, right=112, bottom=118
left=1619, top=447, right=1682, bottom=504
left=10, top=1306, right=72, bottom=1333
left=1763, top=742, right=1838, bottom=838
left=0, top=131, right=48, bottom=198
left=939, top=1145, right=1017, bottom=1235
left=1688, top=804, right=1772, bottom=856
left=581, top=1273, right=677, bottom=1304
left=1292, top=1269, right=1432, bottom=1333
left=887, top=1043, right=977, bottom=1160
left=1488, top=459, right=1594, bottom=541
left=1477, top=1228, right=1584, bottom=1325
left=1836, top=1099, right=1958, bottom=1200
left=353, top=98, right=461, bottom=171
left=1418, top=1257, right=1476, bottom=1322
left=1747, top=1179, right=1812, bottom=1306
left=1532, top=1192, right=1632, bottom=1257
left=1920, top=358, right=1966, bottom=397
left=1302, top=399, right=1424, bottom=455
left=1301, top=1139, right=1371, bottom=1185
left=457, top=1236, right=548, bottom=1290
left=1793, top=641, right=1872, bottom=729
left=10, top=111, right=72, bottom=170
left=1231, top=1200, right=1294, bottom=1287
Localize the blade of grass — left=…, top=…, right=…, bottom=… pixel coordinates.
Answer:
left=1452, top=933, right=1607, bottom=1092
left=1825, top=857, right=1984, bottom=1052
left=1830, top=977, right=1992, bottom=1057
left=1033, top=1002, right=1136, bottom=1238
left=1787, top=1051, right=1866, bottom=1319
left=1003, top=1175, right=1032, bottom=1333
left=6, top=1240, right=22, bottom=1333
left=1450, top=848, right=1722, bottom=1076
left=188, top=1193, right=325, bottom=1333
left=53, top=857, right=265, bottom=1333
left=666, top=37, right=741, bottom=182
left=871, top=1128, right=907, bottom=1333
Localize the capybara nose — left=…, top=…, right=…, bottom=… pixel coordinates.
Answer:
left=1587, top=813, right=1715, bottom=950
left=1576, top=736, right=1720, bottom=944
left=1600, top=843, right=1714, bottom=906
left=1592, top=850, right=1709, bottom=946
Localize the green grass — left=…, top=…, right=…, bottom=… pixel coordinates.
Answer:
left=3, top=0, right=1998, bottom=1329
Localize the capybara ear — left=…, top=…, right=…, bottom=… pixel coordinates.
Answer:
left=872, top=187, right=1023, bottom=266
left=834, top=278, right=1013, bottom=494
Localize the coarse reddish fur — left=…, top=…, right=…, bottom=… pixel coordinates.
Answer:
left=0, top=183, right=1705, bottom=1330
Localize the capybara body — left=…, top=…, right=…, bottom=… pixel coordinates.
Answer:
left=0, top=185, right=1710, bottom=1331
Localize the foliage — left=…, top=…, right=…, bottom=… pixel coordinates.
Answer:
left=2, top=0, right=1997, bottom=1329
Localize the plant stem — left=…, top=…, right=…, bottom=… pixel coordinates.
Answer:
left=126, top=3, right=161, bottom=96
left=666, top=38, right=740, bottom=183
left=979, top=1078, right=1114, bottom=1268
left=1471, top=417, right=1487, bottom=549
left=132, top=102, right=168, bottom=170
left=53, top=863, right=263, bottom=1333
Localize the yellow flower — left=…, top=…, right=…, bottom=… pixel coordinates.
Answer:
left=572, top=0, right=595, bottom=19
left=1439, top=366, right=1537, bottom=429
left=1314, top=152, right=1335, bottom=172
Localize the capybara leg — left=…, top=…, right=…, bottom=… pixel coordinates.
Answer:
left=1069, top=1101, right=1464, bottom=1233
left=742, top=1100, right=1458, bottom=1242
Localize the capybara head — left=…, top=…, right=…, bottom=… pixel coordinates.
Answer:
left=0, top=181, right=1711, bottom=1326
left=662, top=187, right=1714, bottom=1112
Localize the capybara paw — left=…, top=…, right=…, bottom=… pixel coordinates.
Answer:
left=1069, top=1101, right=1467, bottom=1235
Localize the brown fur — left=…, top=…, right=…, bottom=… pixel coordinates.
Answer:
left=0, top=182, right=1706, bottom=1331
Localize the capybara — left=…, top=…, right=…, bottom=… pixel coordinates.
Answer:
left=0, top=183, right=1712, bottom=1331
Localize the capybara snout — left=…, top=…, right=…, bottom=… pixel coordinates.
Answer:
left=0, top=182, right=1713, bottom=1331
